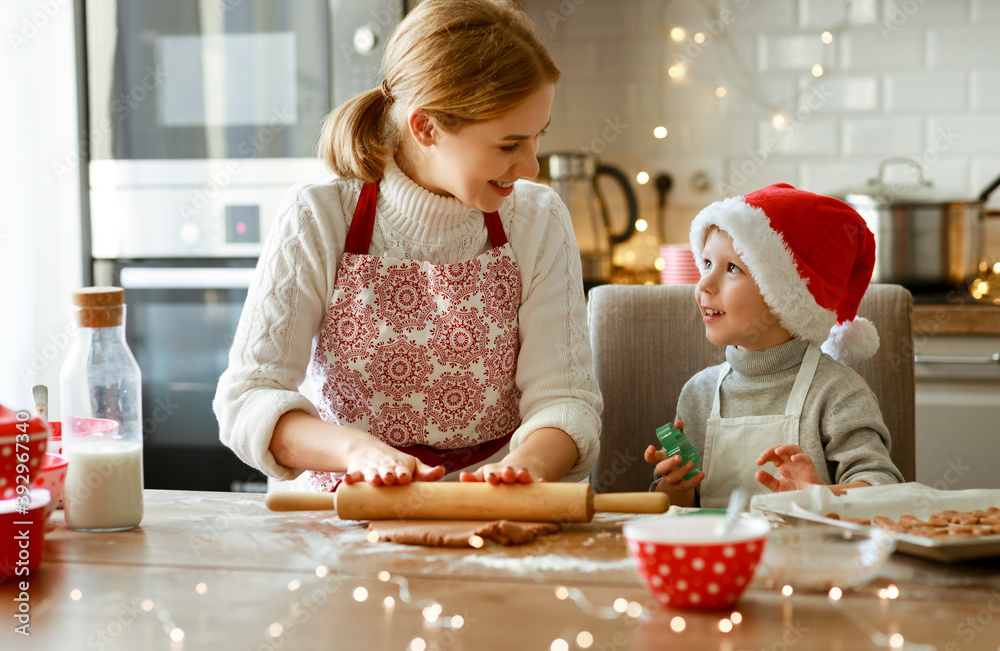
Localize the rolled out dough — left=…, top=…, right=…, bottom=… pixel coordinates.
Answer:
left=368, top=519, right=561, bottom=547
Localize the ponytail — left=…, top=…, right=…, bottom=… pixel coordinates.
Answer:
left=319, top=87, right=396, bottom=184
left=318, top=0, right=559, bottom=183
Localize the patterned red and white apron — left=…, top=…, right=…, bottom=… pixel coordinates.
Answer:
left=306, top=182, right=522, bottom=491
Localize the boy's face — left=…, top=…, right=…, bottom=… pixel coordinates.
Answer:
left=695, top=229, right=792, bottom=351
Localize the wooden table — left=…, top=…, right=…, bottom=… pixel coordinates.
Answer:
left=5, top=490, right=1000, bottom=650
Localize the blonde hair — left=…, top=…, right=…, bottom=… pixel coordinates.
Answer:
left=319, top=0, right=561, bottom=183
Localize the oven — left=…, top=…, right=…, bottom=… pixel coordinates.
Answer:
left=93, top=259, right=261, bottom=491
left=81, top=0, right=406, bottom=490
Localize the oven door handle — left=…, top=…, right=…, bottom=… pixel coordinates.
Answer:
left=118, top=267, right=257, bottom=289
left=914, top=354, right=1000, bottom=365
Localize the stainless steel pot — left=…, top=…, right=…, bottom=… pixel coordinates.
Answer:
left=839, top=158, right=1000, bottom=287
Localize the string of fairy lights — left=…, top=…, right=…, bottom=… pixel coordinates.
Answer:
left=65, top=561, right=934, bottom=650
left=618, top=1, right=855, bottom=272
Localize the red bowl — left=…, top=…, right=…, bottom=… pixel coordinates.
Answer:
left=1, top=489, right=51, bottom=582
left=0, top=418, right=50, bottom=499
left=624, top=515, right=770, bottom=610
left=33, top=453, right=67, bottom=513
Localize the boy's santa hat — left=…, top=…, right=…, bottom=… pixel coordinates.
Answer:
left=690, top=183, right=879, bottom=365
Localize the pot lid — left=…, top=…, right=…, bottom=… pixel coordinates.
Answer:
left=838, top=157, right=978, bottom=205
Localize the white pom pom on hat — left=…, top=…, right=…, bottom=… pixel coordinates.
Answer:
left=690, top=183, right=879, bottom=364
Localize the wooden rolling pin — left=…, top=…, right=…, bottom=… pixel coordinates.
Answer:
left=265, top=482, right=668, bottom=522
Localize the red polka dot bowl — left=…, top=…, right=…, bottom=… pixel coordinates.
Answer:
left=33, top=453, right=68, bottom=515
left=624, top=514, right=771, bottom=610
left=0, top=406, right=50, bottom=500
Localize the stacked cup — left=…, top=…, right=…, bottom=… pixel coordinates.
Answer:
left=659, top=244, right=701, bottom=285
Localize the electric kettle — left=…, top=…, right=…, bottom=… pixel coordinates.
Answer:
left=536, top=153, right=639, bottom=288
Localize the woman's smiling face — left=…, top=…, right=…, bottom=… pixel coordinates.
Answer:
left=399, top=83, right=553, bottom=213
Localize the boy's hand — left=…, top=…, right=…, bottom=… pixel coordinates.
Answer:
left=645, top=445, right=704, bottom=491
left=754, top=444, right=823, bottom=492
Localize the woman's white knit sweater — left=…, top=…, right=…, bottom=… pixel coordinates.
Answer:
left=213, top=160, right=603, bottom=482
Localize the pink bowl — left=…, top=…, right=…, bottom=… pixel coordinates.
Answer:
left=33, top=453, right=67, bottom=513
left=1, top=489, right=51, bottom=582
left=48, top=418, right=120, bottom=456
left=624, top=515, right=770, bottom=610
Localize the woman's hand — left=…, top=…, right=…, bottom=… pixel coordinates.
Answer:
left=754, top=444, right=823, bottom=492
left=458, top=427, right=578, bottom=484
left=342, top=441, right=445, bottom=487
left=458, top=464, right=539, bottom=484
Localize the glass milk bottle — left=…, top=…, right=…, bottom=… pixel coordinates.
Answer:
left=59, top=287, right=144, bottom=531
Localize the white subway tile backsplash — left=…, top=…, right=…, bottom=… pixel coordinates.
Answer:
left=928, top=27, right=1000, bottom=68
left=879, top=0, right=970, bottom=25
left=720, top=0, right=799, bottom=29
left=847, top=0, right=880, bottom=24
left=799, top=0, right=877, bottom=27
left=761, top=33, right=830, bottom=71
left=715, top=73, right=798, bottom=116
left=521, top=0, right=1000, bottom=254
left=972, top=71, right=1000, bottom=110
left=677, top=118, right=760, bottom=156
left=800, top=158, right=885, bottom=195
left=840, top=28, right=924, bottom=69
left=886, top=71, right=968, bottom=112
left=760, top=116, right=839, bottom=155
left=843, top=116, right=924, bottom=155
left=809, top=75, right=879, bottom=111
left=972, top=0, right=1000, bottom=23
left=720, top=158, right=802, bottom=195
left=928, top=116, right=1000, bottom=155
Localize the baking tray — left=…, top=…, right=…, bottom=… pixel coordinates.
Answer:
left=750, top=483, right=1000, bottom=563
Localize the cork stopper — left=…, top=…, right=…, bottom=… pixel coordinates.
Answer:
left=72, top=286, right=125, bottom=328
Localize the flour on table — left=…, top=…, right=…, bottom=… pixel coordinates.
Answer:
left=460, top=553, right=635, bottom=574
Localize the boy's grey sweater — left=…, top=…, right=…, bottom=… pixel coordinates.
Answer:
left=676, top=338, right=904, bottom=487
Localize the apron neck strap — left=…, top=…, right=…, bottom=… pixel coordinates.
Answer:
left=708, top=343, right=823, bottom=419
left=783, top=343, right=822, bottom=416
left=344, top=182, right=379, bottom=255
left=345, top=182, right=508, bottom=255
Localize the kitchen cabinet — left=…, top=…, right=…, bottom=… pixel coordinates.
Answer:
left=913, top=305, right=1000, bottom=490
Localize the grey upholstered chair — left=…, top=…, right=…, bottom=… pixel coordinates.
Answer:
left=587, top=283, right=915, bottom=493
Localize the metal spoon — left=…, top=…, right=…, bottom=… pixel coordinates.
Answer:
left=32, top=384, right=48, bottom=422
left=719, top=489, right=749, bottom=537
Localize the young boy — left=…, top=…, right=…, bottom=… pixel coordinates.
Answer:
left=647, top=183, right=903, bottom=508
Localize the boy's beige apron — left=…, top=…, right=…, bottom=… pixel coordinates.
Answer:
left=306, top=182, right=522, bottom=491
left=699, top=344, right=825, bottom=508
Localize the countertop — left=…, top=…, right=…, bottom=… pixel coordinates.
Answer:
left=6, top=490, right=1000, bottom=650
left=912, top=302, right=1000, bottom=336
